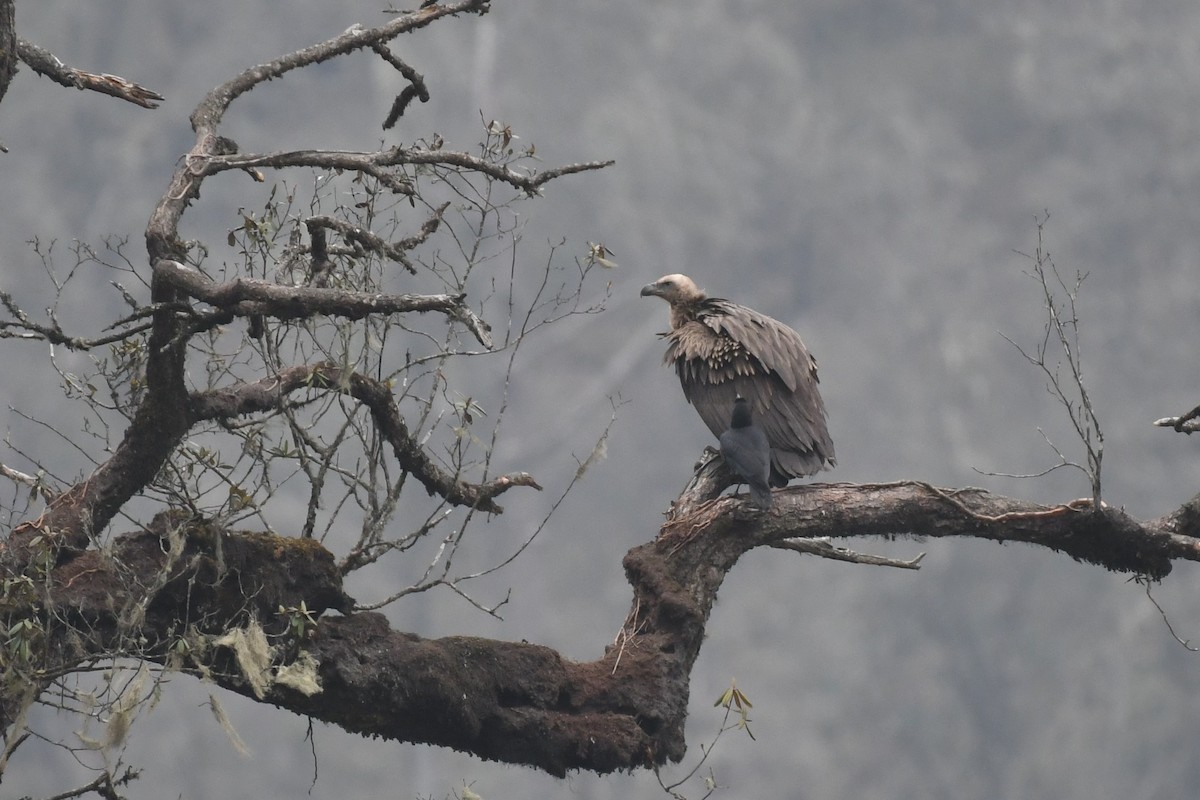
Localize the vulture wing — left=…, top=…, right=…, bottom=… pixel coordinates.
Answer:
left=664, top=298, right=835, bottom=484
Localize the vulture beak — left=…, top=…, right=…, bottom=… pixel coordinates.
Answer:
left=640, top=281, right=661, bottom=298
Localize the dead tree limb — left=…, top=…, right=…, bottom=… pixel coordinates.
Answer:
left=15, top=37, right=162, bottom=108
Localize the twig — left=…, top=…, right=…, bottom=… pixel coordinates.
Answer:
left=1135, top=575, right=1200, bottom=652
left=769, top=538, right=925, bottom=569
left=1003, top=213, right=1104, bottom=508
left=611, top=596, right=646, bottom=675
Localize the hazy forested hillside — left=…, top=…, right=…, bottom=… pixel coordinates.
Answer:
left=4, top=1, right=1200, bottom=798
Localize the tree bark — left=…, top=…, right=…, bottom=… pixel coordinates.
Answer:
left=0, top=0, right=15, bottom=113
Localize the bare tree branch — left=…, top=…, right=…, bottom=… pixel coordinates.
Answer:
left=0, top=289, right=163, bottom=349
left=189, top=363, right=540, bottom=514
left=372, top=40, right=431, bottom=129
left=146, top=1, right=492, bottom=263
left=153, top=259, right=493, bottom=347
left=305, top=201, right=449, bottom=276
left=197, top=146, right=614, bottom=198
left=1154, top=404, right=1200, bottom=434
left=15, top=37, right=162, bottom=108
left=0, top=463, right=54, bottom=501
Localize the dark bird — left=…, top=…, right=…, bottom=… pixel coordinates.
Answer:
left=641, top=273, right=835, bottom=485
left=720, top=397, right=772, bottom=509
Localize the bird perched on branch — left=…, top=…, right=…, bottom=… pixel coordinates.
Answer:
left=641, top=273, right=835, bottom=485
left=720, top=397, right=773, bottom=509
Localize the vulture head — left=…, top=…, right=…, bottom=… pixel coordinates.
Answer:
left=640, top=274, right=706, bottom=328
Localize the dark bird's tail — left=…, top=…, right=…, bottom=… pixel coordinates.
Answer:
left=749, top=481, right=772, bottom=510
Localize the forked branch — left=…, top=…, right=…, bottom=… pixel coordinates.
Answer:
left=154, top=259, right=493, bottom=347
left=1154, top=404, right=1200, bottom=434
left=190, top=363, right=541, bottom=514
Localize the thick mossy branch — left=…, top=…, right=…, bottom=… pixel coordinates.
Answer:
left=257, top=615, right=673, bottom=777
left=5, top=479, right=1200, bottom=774
left=669, top=453, right=1194, bottom=578
left=775, top=481, right=1188, bottom=579
left=0, top=516, right=352, bottom=729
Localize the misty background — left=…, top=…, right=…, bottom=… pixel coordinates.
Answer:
left=4, top=1, right=1200, bottom=798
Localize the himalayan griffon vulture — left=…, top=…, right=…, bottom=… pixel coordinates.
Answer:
left=641, top=273, right=835, bottom=485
